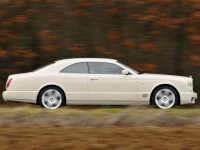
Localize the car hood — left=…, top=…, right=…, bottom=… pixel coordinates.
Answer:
left=137, top=73, right=189, bottom=81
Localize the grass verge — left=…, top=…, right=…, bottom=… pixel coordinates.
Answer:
left=0, top=106, right=126, bottom=116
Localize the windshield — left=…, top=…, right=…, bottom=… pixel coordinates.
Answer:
left=32, top=62, right=55, bottom=72
left=117, top=61, right=139, bottom=74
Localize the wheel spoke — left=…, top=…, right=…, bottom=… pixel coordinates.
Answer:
left=167, top=91, right=171, bottom=96
left=156, top=91, right=163, bottom=99
left=164, top=101, right=170, bottom=106
left=51, top=90, right=55, bottom=95
left=168, top=95, right=174, bottom=101
left=157, top=99, right=164, bottom=106
left=161, top=90, right=166, bottom=95
left=46, top=101, right=53, bottom=107
left=54, top=99, right=60, bottom=105
left=53, top=92, right=59, bottom=99
left=43, top=96, right=48, bottom=102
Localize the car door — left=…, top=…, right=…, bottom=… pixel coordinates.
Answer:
left=87, top=62, right=137, bottom=104
left=59, top=62, right=90, bottom=104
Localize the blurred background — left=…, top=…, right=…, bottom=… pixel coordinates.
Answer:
left=1, top=1, right=200, bottom=149
left=0, top=0, right=199, bottom=104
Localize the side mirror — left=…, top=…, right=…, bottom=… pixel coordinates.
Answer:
left=122, top=70, right=129, bottom=75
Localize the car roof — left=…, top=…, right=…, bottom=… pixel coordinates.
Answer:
left=34, top=58, right=118, bottom=73
left=56, top=58, right=117, bottom=63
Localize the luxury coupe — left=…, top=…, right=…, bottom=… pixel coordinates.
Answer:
left=2, top=58, right=197, bottom=109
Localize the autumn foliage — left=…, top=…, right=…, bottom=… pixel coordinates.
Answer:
left=0, top=0, right=200, bottom=103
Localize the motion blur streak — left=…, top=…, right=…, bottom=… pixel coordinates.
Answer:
left=0, top=127, right=200, bottom=149
left=0, top=1, right=199, bottom=103
left=0, top=1, right=200, bottom=149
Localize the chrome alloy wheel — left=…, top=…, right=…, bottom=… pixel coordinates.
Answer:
left=41, top=89, right=62, bottom=109
left=155, top=89, right=175, bottom=109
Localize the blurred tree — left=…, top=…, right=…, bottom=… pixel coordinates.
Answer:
left=0, top=0, right=200, bottom=104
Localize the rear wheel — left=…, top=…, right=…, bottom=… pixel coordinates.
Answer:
left=39, top=87, right=65, bottom=109
left=152, top=86, right=178, bottom=109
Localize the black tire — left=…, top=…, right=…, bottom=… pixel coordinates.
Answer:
left=38, top=86, right=65, bottom=109
left=152, top=86, right=178, bottom=109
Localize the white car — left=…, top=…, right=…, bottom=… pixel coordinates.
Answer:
left=2, top=58, right=197, bottom=109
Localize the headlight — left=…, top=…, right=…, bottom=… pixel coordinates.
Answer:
left=188, top=82, right=192, bottom=89
left=188, top=76, right=193, bottom=91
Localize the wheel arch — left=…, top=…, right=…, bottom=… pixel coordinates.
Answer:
left=149, top=84, right=180, bottom=106
left=36, top=85, right=66, bottom=105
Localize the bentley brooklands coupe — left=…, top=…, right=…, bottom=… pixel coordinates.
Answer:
left=2, top=58, right=197, bottom=109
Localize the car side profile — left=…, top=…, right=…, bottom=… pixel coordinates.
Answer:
left=2, top=58, right=198, bottom=109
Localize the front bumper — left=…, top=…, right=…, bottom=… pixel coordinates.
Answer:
left=180, top=92, right=198, bottom=105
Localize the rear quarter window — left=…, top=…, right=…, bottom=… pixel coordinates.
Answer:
left=60, top=62, right=89, bottom=74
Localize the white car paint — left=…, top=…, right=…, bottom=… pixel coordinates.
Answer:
left=2, top=58, right=198, bottom=108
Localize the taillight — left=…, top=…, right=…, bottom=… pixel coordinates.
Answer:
left=6, top=78, right=12, bottom=89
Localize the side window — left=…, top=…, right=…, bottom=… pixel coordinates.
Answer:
left=88, top=62, right=123, bottom=74
left=60, top=62, right=89, bottom=74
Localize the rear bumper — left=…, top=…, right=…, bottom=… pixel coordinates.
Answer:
left=2, top=91, right=37, bottom=103
left=180, top=92, right=198, bottom=105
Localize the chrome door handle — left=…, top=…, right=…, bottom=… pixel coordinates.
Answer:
left=91, top=79, right=99, bottom=80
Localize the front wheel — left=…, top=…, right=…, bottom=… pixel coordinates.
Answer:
left=152, top=86, right=178, bottom=109
left=39, top=87, right=65, bottom=109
